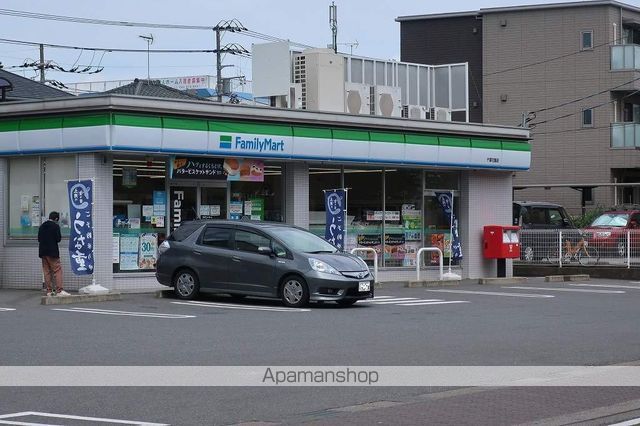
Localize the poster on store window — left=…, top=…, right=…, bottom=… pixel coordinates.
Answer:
left=171, top=157, right=226, bottom=180
left=119, top=235, right=140, bottom=271
left=224, top=158, right=264, bottom=182
left=430, top=233, right=452, bottom=264
left=138, top=233, right=158, bottom=270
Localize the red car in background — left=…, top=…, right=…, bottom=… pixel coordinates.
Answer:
left=585, top=209, right=640, bottom=257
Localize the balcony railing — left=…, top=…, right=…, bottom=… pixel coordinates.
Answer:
left=611, top=122, right=640, bottom=148
left=611, top=44, right=640, bottom=70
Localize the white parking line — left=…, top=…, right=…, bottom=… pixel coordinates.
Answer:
left=0, top=308, right=16, bottom=312
left=608, top=418, right=640, bottom=426
left=0, top=411, right=168, bottom=425
left=506, top=286, right=625, bottom=294
left=398, top=301, right=470, bottom=306
left=361, top=298, right=421, bottom=304
left=570, top=283, right=640, bottom=289
left=426, top=289, right=555, bottom=298
left=171, top=301, right=310, bottom=312
left=52, top=307, right=195, bottom=319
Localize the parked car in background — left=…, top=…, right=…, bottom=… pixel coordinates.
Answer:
left=156, top=220, right=374, bottom=307
left=585, top=208, right=640, bottom=257
left=513, top=201, right=575, bottom=262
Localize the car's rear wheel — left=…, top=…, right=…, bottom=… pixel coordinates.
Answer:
left=280, top=276, right=309, bottom=308
left=174, top=269, right=199, bottom=300
left=337, top=299, right=357, bottom=307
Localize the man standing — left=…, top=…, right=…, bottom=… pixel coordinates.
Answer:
left=38, top=211, right=69, bottom=296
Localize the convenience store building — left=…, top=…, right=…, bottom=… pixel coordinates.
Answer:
left=0, top=95, right=530, bottom=291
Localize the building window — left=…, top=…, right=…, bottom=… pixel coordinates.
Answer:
left=582, top=108, right=594, bottom=127
left=229, top=163, right=283, bottom=222
left=8, top=155, right=76, bottom=238
left=581, top=31, right=593, bottom=50
left=309, top=165, right=342, bottom=239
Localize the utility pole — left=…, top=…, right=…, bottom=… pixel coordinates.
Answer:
left=39, top=44, right=45, bottom=83
left=329, top=2, right=338, bottom=53
left=213, top=20, right=248, bottom=103
left=139, top=34, right=154, bottom=80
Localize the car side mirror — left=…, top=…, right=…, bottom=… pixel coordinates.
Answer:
left=257, top=246, right=273, bottom=256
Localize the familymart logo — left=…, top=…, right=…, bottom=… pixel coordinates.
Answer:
left=219, top=135, right=232, bottom=149
left=219, top=134, right=285, bottom=153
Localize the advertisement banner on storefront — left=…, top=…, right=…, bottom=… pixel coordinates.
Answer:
left=138, top=233, right=158, bottom=270
left=67, top=180, right=94, bottom=275
left=324, top=189, right=346, bottom=250
left=434, top=192, right=463, bottom=260
left=170, top=157, right=264, bottom=182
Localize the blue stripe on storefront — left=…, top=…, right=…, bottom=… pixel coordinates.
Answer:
left=0, top=145, right=528, bottom=170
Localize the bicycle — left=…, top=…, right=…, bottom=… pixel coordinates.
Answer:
left=545, top=238, right=600, bottom=266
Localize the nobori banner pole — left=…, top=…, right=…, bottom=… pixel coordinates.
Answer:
left=448, top=190, right=454, bottom=274
left=344, top=188, right=349, bottom=253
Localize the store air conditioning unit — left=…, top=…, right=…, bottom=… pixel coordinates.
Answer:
left=344, top=83, right=371, bottom=115
left=402, top=104, right=427, bottom=120
left=431, top=107, right=452, bottom=122
left=372, top=85, right=402, bottom=117
left=288, top=83, right=303, bottom=109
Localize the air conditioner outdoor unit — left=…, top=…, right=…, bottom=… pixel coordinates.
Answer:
left=402, top=104, right=426, bottom=120
left=288, top=83, right=303, bottom=109
left=344, top=83, right=371, bottom=115
left=372, top=85, right=402, bottom=117
left=432, top=107, right=452, bottom=122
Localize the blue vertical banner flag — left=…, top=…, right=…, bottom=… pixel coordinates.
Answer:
left=435, top=191, right=463, bottom=260
left=324, top=189, right=346, bottom=250
left=68, top=180, right=94, bottom=275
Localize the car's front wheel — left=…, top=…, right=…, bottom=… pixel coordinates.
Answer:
left=280, top=276, right=309, bottom=308
left=174, top=269, right=200, bottom=300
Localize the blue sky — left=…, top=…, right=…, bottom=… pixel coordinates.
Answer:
left=0, top=0, right=628, bottom=85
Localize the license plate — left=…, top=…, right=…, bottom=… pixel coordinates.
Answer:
left=358, top=281, right=370, bottom=292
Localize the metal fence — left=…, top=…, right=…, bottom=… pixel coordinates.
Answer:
left=516, top=229, right=640, bottom=267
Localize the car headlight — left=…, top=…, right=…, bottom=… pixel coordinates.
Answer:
left=354, top=256, right=370, bottom=271
left=308, top=258, right=340, bottom=275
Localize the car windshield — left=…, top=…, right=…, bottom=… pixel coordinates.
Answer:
left=591, top=213, right=629, bottom=227
left=268, top=227, right=337, bottom=253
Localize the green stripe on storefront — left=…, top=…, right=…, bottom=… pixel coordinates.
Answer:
left=439, top=136, right=471, bottom=148
left=369, top=132, right=405, bottom=143
left=220, top=135, right=232, bottom=142
left=162, top=117, right=208, bottom=132
left=405, top=134, right=438, bottom=146
left=471, top=139, right=502, bottom=150
left=292, top=126, right=332, bottom=139
left=209, top=121, right=293, bottom=137
left=0, top=120, right=19, bottom=132
left=20, top=116, right=63, bottom=132
left=502, top=141, right=531, bottom=152
left=112, top=114, right=162, bottom=128
left=332, top=129, right=369, bottom=141
left=64, top=114, right=111, bottom=128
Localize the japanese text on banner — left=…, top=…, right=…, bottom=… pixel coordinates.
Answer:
left=434, top=191, right=463, bottom=260
left=324, top=189, right=346, bottom=251
left=68, top=180, right=94, bottom=275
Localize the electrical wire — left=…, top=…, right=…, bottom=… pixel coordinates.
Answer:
left=0, top=38, right=218, bottom=53
left=484, top=36, right=627, bottom=77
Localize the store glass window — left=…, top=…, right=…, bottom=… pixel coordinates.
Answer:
left=229, top=163, right=282, bottom=222
left=424, top=171, right=461, bottom=266
left=8, top=157, right=41, bottom=237
left=44, top=156, right=77, bottom=236
left=8, top=155, right=77, bottom=238
left=308, top=165, right=342, bottom=238
left=384, top=169, right=423, bottom=267
left=345, top=167, right=383, bottom=267
left=113, top=157, right=167, bottom=273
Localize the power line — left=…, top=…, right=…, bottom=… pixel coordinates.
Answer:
left=484, top=36, right=626, bottom=77
left=0, top=38, right=218, bottom=53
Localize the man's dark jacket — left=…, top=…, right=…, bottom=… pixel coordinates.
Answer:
left=38, top=220, right=61, bottom=258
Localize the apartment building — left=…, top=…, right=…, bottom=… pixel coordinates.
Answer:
left=397, top=0, right=640, bottom=214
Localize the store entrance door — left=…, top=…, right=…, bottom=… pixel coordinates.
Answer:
left=200, top=184, right=227, bottom=220
left=170, top=186, right=197, bottom=231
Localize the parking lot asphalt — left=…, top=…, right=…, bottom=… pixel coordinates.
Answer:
left=3, top=277, right=640, bottom=425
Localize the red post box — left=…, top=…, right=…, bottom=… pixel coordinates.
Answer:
left=483, top=225, right=520, bottom=259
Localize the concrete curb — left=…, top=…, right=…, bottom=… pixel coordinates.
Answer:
left=406, top=280, right=461, bottom=288
left=41, top=292, right=122, bottom=305
left=545, top=274, right=590, bottom=282
left=478, top=277, right=527, bottom=285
